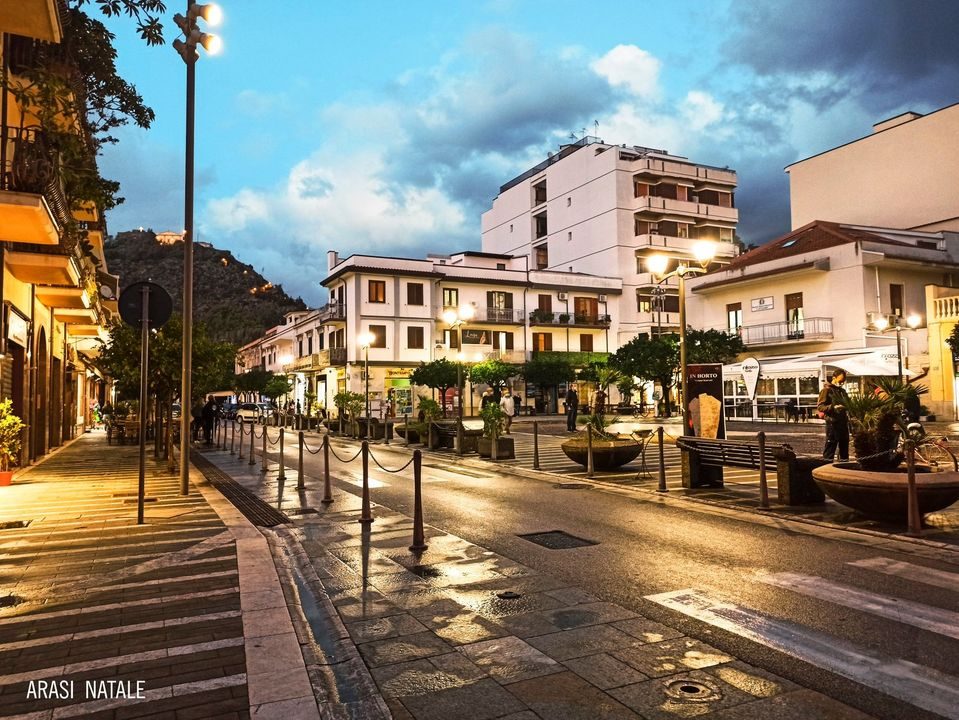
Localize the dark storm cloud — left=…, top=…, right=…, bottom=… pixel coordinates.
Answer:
left=724, top=0, right=959, bottom=110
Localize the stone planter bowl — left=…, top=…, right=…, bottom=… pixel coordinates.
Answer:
left=812, top=462, right=959, bottom=520
left=561, top=438, right=642, bottom=471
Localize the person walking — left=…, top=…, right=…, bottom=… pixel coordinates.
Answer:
left=500, top=392, right=515, bottom=434
left=818, top=369, right=849, bottom=461
left=565, top=387, right=579, bottom=432
left=481, top=389, right=495, bottom=409
left=201, top=396, right=217, bottom=446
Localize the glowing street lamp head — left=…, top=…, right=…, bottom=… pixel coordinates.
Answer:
left=192, top=3, right=223, bottom=26
left=442, top=309, right=458, bottom=326
left=201, top=32, right=222, bottom=55
left=646, top=254, right=669, bottom=277
left=692, top=240, right=716, bottom=265
left=906, top=313, right=922, bottom=329
left=357, top=331, right=375, bottom=349
left=873, top=316, right=889, bottom=331
left=458, top=304, right=475, bottom=321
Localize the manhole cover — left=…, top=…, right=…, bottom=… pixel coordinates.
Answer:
left=287, top=508, right=318, bottom=515
left=497, top=591, right=522, bottom=600
left=0, top=520, right=31, bottom=530
left=408, top=565, right=443, bottom=578
left=663, top=677, right=722, bottom=702
left=0, top=595, right=24, bottom=609
left=518, top=531, right=598, bottom=549
left=554, top=483, right=590, bottom=489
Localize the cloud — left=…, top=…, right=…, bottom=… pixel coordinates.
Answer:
left=591, top=44, right=661, bottom=99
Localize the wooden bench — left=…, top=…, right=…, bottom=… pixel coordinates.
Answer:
left=676, top=436, right=827, bottom=505
left=428, top=422, right=482, bottom=452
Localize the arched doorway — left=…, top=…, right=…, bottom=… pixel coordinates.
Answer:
left=35, top=327, right=48, bottom=458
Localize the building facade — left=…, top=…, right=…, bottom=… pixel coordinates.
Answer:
left=480, top=136, right=739, bottom=341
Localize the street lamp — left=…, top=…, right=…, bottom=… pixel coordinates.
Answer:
left=870, top=313, right=922, bottom=380
left=646, top=241, right=716, bottom=434
left=442, top=305, right=475, bottom=454
left=357, top=331, right=375, bottom=438
left=174, top=2, right=222, bottom=496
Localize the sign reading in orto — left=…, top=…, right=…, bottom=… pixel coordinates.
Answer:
left=741, top=356, right=761, bottom=400
left=685, top=363, right=725, bottom=439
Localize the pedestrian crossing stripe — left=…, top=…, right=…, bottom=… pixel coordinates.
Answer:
left=847, top=556, right=959, bottom=591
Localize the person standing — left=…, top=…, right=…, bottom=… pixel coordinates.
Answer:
left=818, top=370, right=849, bottom=461
left=500, top=392, right=515, bottom=434
left=201, top=396, right=217, bottom=446
left=481, top=389, right=495, bottom=409
left=565, top=387, right=579, bottom=432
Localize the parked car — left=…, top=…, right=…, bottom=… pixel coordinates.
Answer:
left=235, top=403, right=262, bottom=423
left=220, top=402, right=238, bottom=419
left=257, top=403, right=274, bottom=423
left=171, top=403, right=181, bottom=419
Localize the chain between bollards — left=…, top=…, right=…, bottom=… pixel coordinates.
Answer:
left=359, top=441, right=373, bottom=524
left=277, top=428, right=286, bottom=481
left=657, top=426, right=668, bottom=492
left=297, top=431, right=305, bottom=491
left=409, top=449, right=427, bottom=552
left=533, top=421, right=540, bottom=470
left=260, top=425, right=268, bottom=473
left=586, top=424, right=594, bottom=478
left=322, top=434, right=333, bottom=504
left=906, top=444, right=922, bottom=537
left=757, top=431, right=769, bottom=509
left=238, top=418, right=245, bottom=460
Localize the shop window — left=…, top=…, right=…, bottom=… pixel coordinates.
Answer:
left=799, top=377, right=819, bottom=395
left=776, top=377, right=797, bottom=395
left=369, top=280, right=386, bottom=303
left=757, top=378, right=775, bottom=396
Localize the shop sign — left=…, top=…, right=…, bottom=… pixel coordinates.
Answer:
left=461, top=328, right=492, bottom=345
left=385, top=368, right=409, bottom=379
left=751, top=296, right=774, bottom=312
left=6, top=310, right=28, bottom=346
left=685, top=363, right=725, bottom=439
left=741, top=356, right=761, bottom=400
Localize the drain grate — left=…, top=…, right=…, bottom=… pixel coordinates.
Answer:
left=663, top=677, right=722, bottom=702
left=518, top=530, right=598, bottom=550
left=408, top=564, right=443, bottom=578
left=554, top=483, right=591, bottom=490
left=191, top=454, right=291, bottom=527
left=0, top=520, right=31, bottom=530
left=286, top=508, right=318, bottom=515
left=0, top=595, right=24, bottom=609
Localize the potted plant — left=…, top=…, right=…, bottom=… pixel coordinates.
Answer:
left=478, top=403, right=514, bottom=460
left=558, top=313, right=570, bottom=324
left=560, top=411, right=643, bottom=470
left=0, top=399, right=25, bottom=486
left=530, top=308, right=554, bottom=324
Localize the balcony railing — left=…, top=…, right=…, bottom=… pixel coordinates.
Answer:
left=319, top=302, right=346, bottom=322
left=528, top=310, right=611, bottom=327
left=329, top=347, right=348, bottom=366
left=738, top=317, right=833, bottom=346
left=1, top=125, right=70, bottom=226
left=436, top=306, right=526, bottom=324
left=530, top=350, right=610, bottom=365
left=933, top=295, right=959, bottom=321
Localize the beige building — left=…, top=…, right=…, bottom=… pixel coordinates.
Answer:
left=787, top=103, right=959, bottom=233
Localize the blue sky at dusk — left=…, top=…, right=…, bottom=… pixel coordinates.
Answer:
left=99, top=0, right=959, bottom=304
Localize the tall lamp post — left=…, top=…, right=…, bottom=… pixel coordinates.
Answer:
left=442, top=305, right=475, bottom=454
left=646, top=241, right=716, bottom=435
left=357, top=331, right=375, bottom=439
left=871, top=313, right=922, bottom=381
left=173, top=2, right=222, bottom=495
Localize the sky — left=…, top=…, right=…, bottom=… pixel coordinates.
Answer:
left=98, top=0, right=959, bottom=305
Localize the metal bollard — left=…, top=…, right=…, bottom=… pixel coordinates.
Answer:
left=277, top=428, right=286, bottom=481
left=457, top=417, right=464, bottom=456
left=757, top=431, right=769, bottom=508
left=261, top=426, right=268, bottom=473
left=657, top=426, right=668, bottom=492
left=297, top=431, right=305, bottom=491
left=409, top=449, right=428, bottom=552
left=405, top=413, right=410, bottom=447
left=586, top=424, right=594, bottom=477
left=322, top=434, right=333, bottom=504
left=906, top=445, right=922, bottom=536
left=533, top=421, right=540, bottom=470
left=216, top=420, right=222, bottom=449
left=359, top=441, right=373, bottom=524
left=385, top=417, right=390, bottom=445
left=248, top=422, right=256, bottom=465
left=230, top=419, right=235, bottom=455
left=238, top=419, right=245, bottom=460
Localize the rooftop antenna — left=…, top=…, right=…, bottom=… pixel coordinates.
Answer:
left=569, top=132, right=577, bottom=141
left=594, top=119, right=599, bottom=136
left=581, top=127, right=586, bottom=138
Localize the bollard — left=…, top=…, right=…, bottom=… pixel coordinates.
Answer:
left=359, top=441, right=374, bottom=524
left=405, top=413, right=410, bottom=447
left=385, top=417, right=390, bottom=445
left=230, top=419, right=236, bottom=455
left=757, top=431, right=769, bottom=508
left=322, top=434, right=333, bottom=504
left=238, top=419, right=245, bottom=460
left=261, top=426, right=268, bottom=473
left=409, top=449, right=428, bottom=552
left=277, top=428, right=286, bottom=481
left=906, top=445, right=922, bottom=536
left=657, top=426, right=668, bottom=492
left=297, top=431, right=305, bottom=491
left=215, top=420, right=222, bottom=449
left=248, top=422, right=256, bottom=466
left=533, top=421, right=540, bottom=470
left=457, top=417, right=464, bottom=456
left=586, top=424, right=594, bottom=478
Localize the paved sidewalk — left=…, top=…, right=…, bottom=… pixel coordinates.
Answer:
left=199, top=444, right=877, bottom=720
left=0, top=433, right=316, bottom=720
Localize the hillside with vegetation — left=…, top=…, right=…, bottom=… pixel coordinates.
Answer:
left=104, top=230, right=306, bottom=345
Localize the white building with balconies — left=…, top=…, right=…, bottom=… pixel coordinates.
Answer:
left=480, top=136, right=739, bottom=342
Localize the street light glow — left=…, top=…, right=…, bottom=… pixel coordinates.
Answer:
left=458, top=304, right=475, bottom=321
left=442, top=309, right=458, bottom=325
left=357, top=331, right=375, bottom=349
left=646, top=254, right=669, bottom=277
left=873, top=316, right=889, bottom=331
left=194, top=3, right=223, bottom=25
left=692, top=241, right=717, bottom=265
left=907, top=313, right=922, bottom=328
left=200, top=32, right=222, bottom=54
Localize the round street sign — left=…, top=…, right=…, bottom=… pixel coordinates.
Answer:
left=118, top=281, right=173, bottom=329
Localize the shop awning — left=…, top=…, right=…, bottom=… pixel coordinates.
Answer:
left=725, top=347, right=913, bottom=381
left=820, top=350, right=915, bottom=378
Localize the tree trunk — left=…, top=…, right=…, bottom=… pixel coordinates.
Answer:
left=154, top=395, right=162, bottom=458
left=661, top=378, right=673, bottom=416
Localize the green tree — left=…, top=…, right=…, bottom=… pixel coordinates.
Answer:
left=410, top=359, right=460, bottom=417
left=236, top=368, right=274, bottom=399
left=686, top=328, right=746, bottom=365
left=468, top=358, right=517, bottom=398
left=263, top=374, right=293, bottom=403
left=610, top=334, right=679, bottom=415
left=520, top=356, right=575, bottom=413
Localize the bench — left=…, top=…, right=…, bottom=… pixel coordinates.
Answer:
left=428, top=422, right=482, bottom=452
left=676, top=437, right=827, bottom=505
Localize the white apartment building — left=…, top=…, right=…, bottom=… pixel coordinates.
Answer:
left=684, top=220, right=959, bottom=419
left=480, top=136, right=739, bottom=341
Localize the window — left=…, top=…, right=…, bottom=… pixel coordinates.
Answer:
left=509, top=224, right=513, bottom=233
left=297, top=337, right=304, bottom=357
left=786, top=292, right=804, bottom=337
left=662, top=295, right=680, bottom=313
left=637, top=293, right=652, bottom=313
left=368, top=279, right=386, bottom=303
left=567, top=197, right=572, bottom=207
left=487, top=291, right=514, bottom=322
left=538, top=294, right=552, bottom=313
left=307, top=334, right=313, bottom=355
left=534, top=213, right=548, bottom=239
left=532, top=332, right=552, bottom=351
left=890, top=284, right=904, bottom=317
left=726, top=302, right=743, bottom=332
left=496, top=263, right=506, bottom=270
left=574, top=297, right=598, bottom=322
left=407, top=282, right=424, bottom=306
left=580, top=334, right=593, bottom=352
left=535, top=244, right=549, bottom=269
left=567, top=231, right=572, bottom=242
left=444, top=328, right=459, bottom=349
left=317, top=332, right=325, bottom=350
left=492, top=332, right=514, bottom=350
left=532, top=179, right=547, bottom=206
left=369, top=325, right=386, bottom=348
left=407, top=326, right=424, bottom=349
left=442, top=288, right=458, bottom=308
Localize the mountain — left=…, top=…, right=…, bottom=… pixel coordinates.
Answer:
left=104, top=230, right=307, bottom=346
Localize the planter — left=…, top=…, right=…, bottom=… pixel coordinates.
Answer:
left=812, top=462, right=959, bottom=520
left=395, top=425, right=421, bottom=444
left=478, top=437, right=515, bottom=460
left=561, top=437, right=643, bottom=470
left=0, top=470, right=12, bottom=486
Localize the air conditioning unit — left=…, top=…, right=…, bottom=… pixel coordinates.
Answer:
left=598, top=294, right=607, bottom=303
left=558, top=292, right=568, bottom=301
left=866, top=312, right=895, bottom=329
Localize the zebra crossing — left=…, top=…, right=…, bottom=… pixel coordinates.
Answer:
left=646, top=556, right=959, bottom=719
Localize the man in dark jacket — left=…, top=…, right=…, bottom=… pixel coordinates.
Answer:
left=818, top=370, right=849, bottom=461
left=565, top=387, right=579, bottom=431
left=201, top=396, right=217, bottom=446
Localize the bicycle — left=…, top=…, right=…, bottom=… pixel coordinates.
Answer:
left=897, top=421, right=959, bottom=470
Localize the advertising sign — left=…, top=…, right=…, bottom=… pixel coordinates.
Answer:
left=751, top=296, right=774, bottom=312
left=461, top=328, right=491, bottom=345
left=741, top=356, right=761, bottom=400
left=5, top=309, right=28, bottom=347
left=685, top=363, right=725, bottom=439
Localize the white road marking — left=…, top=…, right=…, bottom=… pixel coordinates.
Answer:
left=848, top=556, right=959, bottom=592
left=758, top=571, right=959, bottom=640
left=646, top=588, right=959, bottom=720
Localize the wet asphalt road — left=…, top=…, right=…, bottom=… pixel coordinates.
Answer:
left=274, top=437, right=959, bottom=720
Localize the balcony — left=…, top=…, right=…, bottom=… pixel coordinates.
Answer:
left=933, top=295, right=959, bottom=321
left=738, top=317, right=833, bottom=346
left=531, top=350, right=610, bottom=366
left=435, top=348, right=526, bottom=364
left=329, top=347, right=348, bottom=366
left=436, top=306, right=526, bottom=324
left=319, top=303, right=346, bottom=322
left=632, top=196, right=738, bottom=222
left=284, top=353, right=324, bottom=372
left=528, top=310, right=611, bottom=327
left=1, top=125, right=70, bottom=245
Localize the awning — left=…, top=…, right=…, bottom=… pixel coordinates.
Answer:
left=822, top=350, right=915, bottom=378
left=724, top=356, right=821, bottom=380
left=724, top=347, right=912, bottom=381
